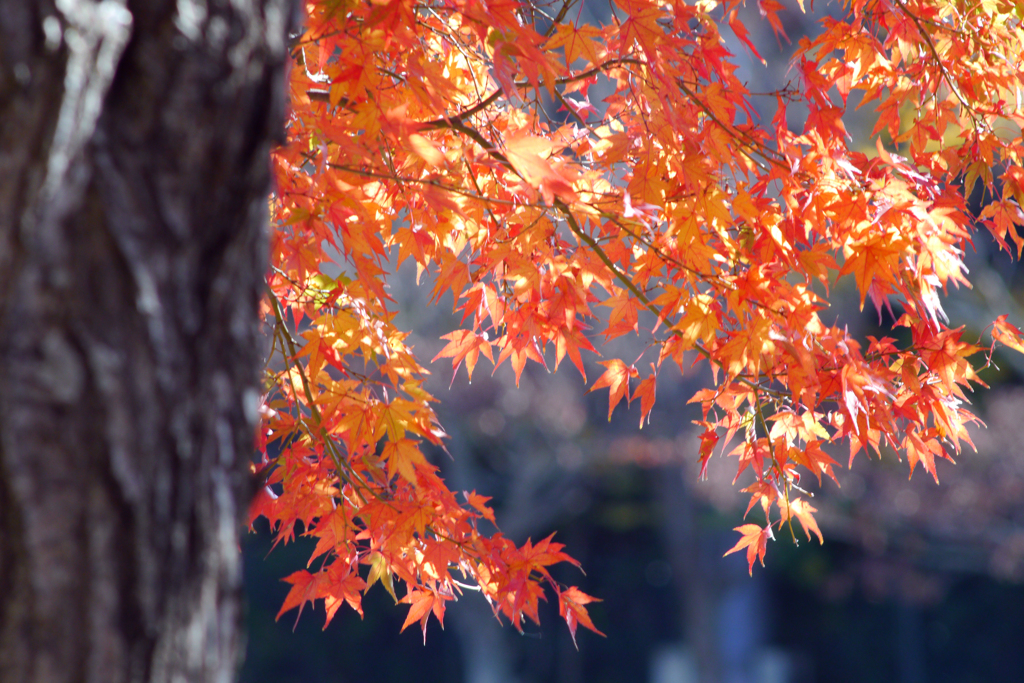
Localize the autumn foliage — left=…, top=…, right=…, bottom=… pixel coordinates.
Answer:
left=255, top=0, right=1024, bottom=641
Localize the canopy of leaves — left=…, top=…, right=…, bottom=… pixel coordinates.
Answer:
left=257, top=0, right=1024, bottom=640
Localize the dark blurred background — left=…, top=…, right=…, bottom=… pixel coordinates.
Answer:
left=242, top=2, right=1024, bottom=681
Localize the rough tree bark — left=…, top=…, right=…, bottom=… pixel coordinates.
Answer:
left=0, top=1, right=289, bottom=681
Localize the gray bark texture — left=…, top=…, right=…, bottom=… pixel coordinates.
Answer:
left=0, top=1, right=290, bottom=681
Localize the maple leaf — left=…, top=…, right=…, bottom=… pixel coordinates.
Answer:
left=992, top=315, right=1024, bottom=355
left=980, top=199, right=1024, bottom=257
left=589, top=359, right=638, bottom=421
left=463, top=490, right=498, bottom=526
left=903, top=429, right=949, bottom=483
left=674, top=294, right=720, bottom=348
left=277, top=569, right=331, bottom=629
left=695, top=427, right=720, bottom=480
left=558, top=586, right=606, bottom=649
left=758, top=0, right=790, bottom=45
left=432, top=329, right=494, bottom=385
left=559, top=95, right=599, bottom=119
left=779, top=498, right=823, bottom=545
left=724, top=524, right=774, bottom=576
left=504, top=134, right=577, bottom=203
left=790, top=439, right=840, bottom=486
left=248, top=484, right=278, bottom=531
left=728, top=438, right=770, bottom=484
left=728, top=10, right=766, bottom=66
left=632, top=366, right=658, bottom=428
left=601, top=288, right=641, bottom=339
left=382, top=438, right=427, bottom=484
left=742, top=480, right=776, bottom=520
left=324, top=561, right=367, bottom=626
left=545, top=22, right=606, bottom=68
left=837, top=232, right=903, bottom=308
left=554, top=328, right=596, bottom=382
left=365, top=552, right=398, bottom=604
left=400, top=588, right=448, bottom=645
left=307, top=506, right=353, bottom=566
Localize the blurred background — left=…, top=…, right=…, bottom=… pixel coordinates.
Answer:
left=243, top=2, right=1024, bottom=681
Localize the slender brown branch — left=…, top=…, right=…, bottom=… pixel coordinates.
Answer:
left=266, top=286, right=378, bottom=504
left=543, top=0, right=578, bottom=37
left=674, top=79, right=785, bottom=171
left=890, top=0, right=985, bottom=133
left=326, top=163, right=547, bottom=208
left=307, top=58, right=641, bottom=127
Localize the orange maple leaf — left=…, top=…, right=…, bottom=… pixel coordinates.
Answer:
left=791, top=439, right=840, bottom=486
left=558, top=586, right=606, bottom=649
left=400, top=588, right=447, bottom=645
left=779, top=497, right=823, bottom=545
left=632, top=367, right=658, bottom=428
left=724, top=524, right=774, bottom=576
left=432, top=329, right=494, bottom=385
left=589, top=359, right=638, bottom=420
left=992, top=315, right=1024, bottom=355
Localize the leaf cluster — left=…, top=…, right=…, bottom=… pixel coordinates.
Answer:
left=258, top=0, right=1024, bottom=634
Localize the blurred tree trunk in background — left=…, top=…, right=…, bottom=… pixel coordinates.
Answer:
left=439, top=418, right=582, bottom=683
left=0, top=1, right=288, bottom=681
left=657, top=465, right=722, bottom=683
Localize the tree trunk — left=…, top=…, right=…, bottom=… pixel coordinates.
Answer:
left=0, top=1, right=289, bottom=681
left=656, top=464, right=722, bottom=683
